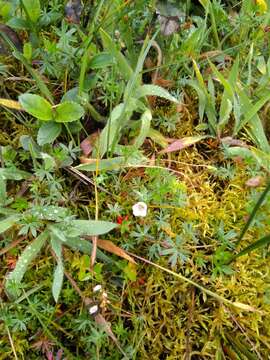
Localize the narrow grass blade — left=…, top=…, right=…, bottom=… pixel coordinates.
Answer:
left=231, top=234, right=270, bottom=262
left=236, top=180, right=270, bottom=246
left=127, top=252, right=257, bottom=312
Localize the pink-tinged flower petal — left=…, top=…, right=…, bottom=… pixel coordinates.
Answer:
left=132, top=202, right=147, bottom=217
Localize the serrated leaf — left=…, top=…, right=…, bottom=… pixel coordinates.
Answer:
left=68, top=220, right=117, bottom=237
left=51, top=236, right=64, bottom=302
left=19, top=94, right=53, bottom=120
left=135, top=84, right=178, bottom=103
left=37, top=122, right=62, bottom=145
left=0, top=215, right=20, bottom=234
left=5, top=231, right=49, bottom=297
left=53, top=101, right=85, bottom=122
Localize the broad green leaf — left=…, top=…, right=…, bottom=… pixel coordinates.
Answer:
left=77, top=155, right=144, bottom=172
left=219, top=98, right=232, bottom=129
left=22, top=0, right=41, bottom=23
left=37, top=122, right=62, bottom=145
left=188, top=80, right=206, bottom=120
left=23, top=42, right=32, bottom=61
left=68, top=220, right=117, bottom=237
left=236, top=87, right=270, bottom=133
left=135, top=85, right=178, bottom=103
left=209, top=61, right=234, bottom=98
left=0, top=167, right=30, bottom=180
left=51, top=236, right=64, bottom=302
left=193, top=60, right=207, bottom=92
left=30, top=205, right=69, bottom=222
left=89, top=52, right=114, bottom=69
left=19, top=94, right=53, bottom=120
left=133, top=109, right=152, bottom=149
left=97, top=103, right=124, bottom=157
left=53, top=101, right=85, bottom=123
left=49, top=224, right=68, bottom=242
left=234, top=85, right=270, bottom=152
left=0, top=215, right=20, bottom=234
left=6, top=17, right=30, bottom=30
left=5, top=230, right=49, bottom=297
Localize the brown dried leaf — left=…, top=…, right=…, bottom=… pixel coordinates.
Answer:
left=245, top=176, right=264, bottom=188
left=80, top=138, right=93, bottom=156
left=96, top=239, right=136, bottom=264
left=153, top=77, right=174, bottom=88
left=80, top=157, right=97, bottom=164
left=221, top=137, right=248, bottom=148
left=159, top=136, right=205, bottom=154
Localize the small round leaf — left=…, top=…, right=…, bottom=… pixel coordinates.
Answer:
left=37, top=121, right=62, bottom=145
left=53, top=101, right=85, bottom=123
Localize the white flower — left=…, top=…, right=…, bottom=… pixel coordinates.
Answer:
left=89, top=305, right=99, bottom=315
left=132, top=202, right=148, bottom=217
left=93, top=284, right=102, bottom=293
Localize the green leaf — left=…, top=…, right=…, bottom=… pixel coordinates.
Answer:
left=5, top=231, right=49, bottom=298
left=37, top=122, right=62, bottom=145
left=133, top=109, right=152, bottom=149
left=77, top=157, right=126, bottom=172
left=64, top=236, right=112, bottom=263
left=22, top=0, right=41, bottom=23
left=97, top=103, right=124, bottom=157
left=53, top=101, right=85, bottom=123
left=30, top=205, right=69, bottom=222
left=49, top=224, right=68, bottom=242
left=237, top=180, right=270, bottom=246
left=51, top=236, right=64, bottom=302
left=0, top=167, right=31, bottom=180
left=68, top=220, right=117, bottom=237
left=0, top=215, right=20, bottom=234
left=19, top=94, right=53, bottom=120
left=23, top=42, right=32, bottom=61
left=88, top=52, right=114, bottom=69
left=234, top=85, right=270, bottom=152
left=232, top=234, right=270, bottom=262
left=100, top=28, right=133, bottom=82
left=135, top=85, right=178, bottom=103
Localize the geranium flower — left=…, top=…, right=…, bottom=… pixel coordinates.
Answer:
left=132, top=202, right=148, bottom=217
